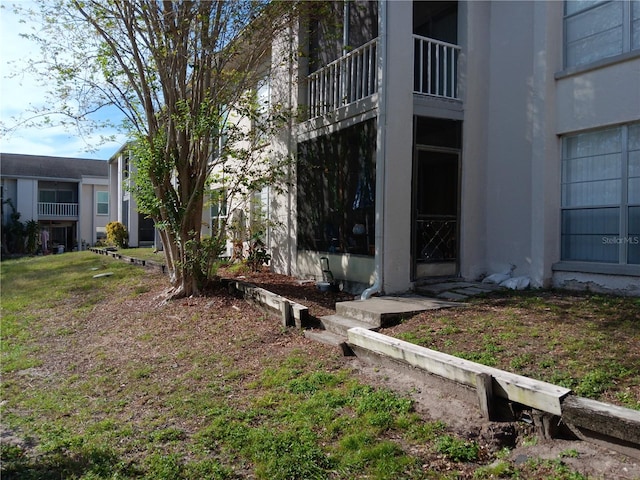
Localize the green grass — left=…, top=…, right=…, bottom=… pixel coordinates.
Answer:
left=0, top=253, right=599, bottom=479
left=390, top=289, right=640, bottom=409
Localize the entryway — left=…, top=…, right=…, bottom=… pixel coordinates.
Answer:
left=412, top=117, right=461, bottom=280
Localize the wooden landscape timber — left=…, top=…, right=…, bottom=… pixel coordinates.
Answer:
left=347, top=327, right=640, bottom=458
left=226, top=279, right=309, bottom=328
left=347, top=327, right=571, bottom=416
left=562, top=395, right=640, bottom=460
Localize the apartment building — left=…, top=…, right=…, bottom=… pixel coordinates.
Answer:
left=103, top=1, right=638, bottom=296
left=107, top=145, right=157, bottom=248
left=258, top=0, right=639, bottom=296
left=0, top=153, right=110, bottom=251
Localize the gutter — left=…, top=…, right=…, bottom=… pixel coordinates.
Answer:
left=361, top=0, right=387, bottom=300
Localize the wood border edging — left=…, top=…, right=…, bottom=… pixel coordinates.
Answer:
left=225, top=279, right=309, bottom=328
left=347, top=326, right=571, bottom=416
left=346, top=327, right=640, bottom=457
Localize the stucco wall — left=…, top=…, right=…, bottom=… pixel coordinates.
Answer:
left=80, top=178, right=109, bottom=247
left=460, top=1, right=563, bottom=287
left=484, top=2, right=535, bottom=279
left=556, top=56, right=640, bottom=135
left=16, top=178, right=38, bottom=222
left=380, top=0, right=414, bottom=294
left=458, top=0, right=490, bottom=281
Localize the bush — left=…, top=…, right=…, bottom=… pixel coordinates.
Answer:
left=106, top=222, right=129, bottom=248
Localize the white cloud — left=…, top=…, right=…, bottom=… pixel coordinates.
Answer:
left=0, top=1, right=126, bottom=160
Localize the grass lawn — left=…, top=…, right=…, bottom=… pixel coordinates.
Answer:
left=382, top=290, right=640, bottom=410
left=1, top=252, right=637, bottom=479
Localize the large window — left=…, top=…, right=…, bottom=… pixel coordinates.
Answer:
left=561, top=123, right=640, bottom=264
left=210, top=188, right=228, bottom=236
left=96, top=191, right=109, bottom=215
left=564, top=0, right=640, bottom=68
left=297, top=118, right=376, bottom=256
left=39, top=188, right=75, bottom=203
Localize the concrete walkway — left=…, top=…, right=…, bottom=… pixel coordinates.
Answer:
left=415, top=279, right=502, bottom=301
left=305, top=280, right=502, bottom=348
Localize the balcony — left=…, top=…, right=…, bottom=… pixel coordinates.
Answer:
left=306, top=35, right=461, bottom=119
left=307, top=39, right=378, bottom=119
left=413, top=35, right=460, bottom=99
left=38, top=202, right=78, bottom=218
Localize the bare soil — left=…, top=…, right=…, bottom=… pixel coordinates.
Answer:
left=216, top=267, right=640, bottom=479
left=4, top=263, right=640, bottom=478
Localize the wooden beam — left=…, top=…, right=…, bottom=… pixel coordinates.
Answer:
left=563, top=395, right=640, bottom=446
left=476, top=373, right=494, bottom=420
left=347, top=327, right=571, bottom=416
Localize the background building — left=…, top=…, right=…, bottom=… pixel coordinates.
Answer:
left=1, top=153, right=109, bottom=253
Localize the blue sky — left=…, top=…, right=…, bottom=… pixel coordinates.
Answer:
left=0, top=1, right=126, bottom=160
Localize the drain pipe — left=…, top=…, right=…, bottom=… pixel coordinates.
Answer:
left=361, top=0, right=387, bottom=300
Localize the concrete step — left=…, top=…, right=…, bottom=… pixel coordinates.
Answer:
left=319, top=314, right=377, bottom=337
left=416, top=282, right=501, bottom=298
left=335, top=296, right=458, bottom=327
left=303, top=329, right=353, bottom=356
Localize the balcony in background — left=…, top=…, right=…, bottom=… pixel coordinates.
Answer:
left=38, top=202, right=78, bottom=218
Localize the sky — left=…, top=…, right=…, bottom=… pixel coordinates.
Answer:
left=0, top=1, right=126, bottom=161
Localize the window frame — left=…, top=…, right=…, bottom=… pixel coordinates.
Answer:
left=564, top=0, right=639, bottom=68
left=561, top=122, right=640, bottom=265
left=96, top=190, right=109, bottom=216
left=210, top=188, right=228, bottom=235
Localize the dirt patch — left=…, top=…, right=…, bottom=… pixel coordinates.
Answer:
left=4, top=264, right=640, bottom=478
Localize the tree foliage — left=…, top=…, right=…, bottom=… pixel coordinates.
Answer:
left=14, top=0, right=299, bottom=298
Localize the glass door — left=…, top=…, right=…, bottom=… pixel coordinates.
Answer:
left=413, top=147, right=460, bottom=278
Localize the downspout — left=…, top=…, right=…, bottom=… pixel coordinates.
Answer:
left=361, top=0, right=387, bottom=300
left=342, top=1, right=350, bottom=54
left=286, top=22, right=295, bottom=276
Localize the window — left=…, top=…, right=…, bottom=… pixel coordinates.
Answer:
left=564, top=1, right=640, bottom=68
left=96, top=191, right=109, bottom=215
left=561, top=123, right=640, bottom=264
left=297, top=118, right=376, bottom=256
left=39, top=190, right=56, bottom=203
left=39, top=189, right=75, bottom=203
left=251, top=77, right=271, bottom=145
left=210, top=189, right=228, bottom=235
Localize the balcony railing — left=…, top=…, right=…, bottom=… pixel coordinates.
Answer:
left=413, top=35, right=460, bottom=99
left=307, top=38, right=378, bottom=119
left=306, top=35, right=460, bottom=119
left=38, top=202, right=78, bottom=217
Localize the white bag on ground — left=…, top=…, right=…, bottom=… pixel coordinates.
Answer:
left=500, top=276, right=530, bottom=290
left=482, top=273, right=511, bottom=284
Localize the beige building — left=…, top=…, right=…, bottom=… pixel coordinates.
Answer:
left=105, top=1, right=639, bottom=296
left=257, top=0, right=640, bottom=296
left=1, top=153, right=109, bottom=251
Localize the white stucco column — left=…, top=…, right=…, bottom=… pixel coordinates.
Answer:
left=458, top=0, right=491, bottom=280
left=529, top=1, right=563, bottom=287
left=381, top=1, right=414, bottom=294
left=268, top=20, right=300, bottom=277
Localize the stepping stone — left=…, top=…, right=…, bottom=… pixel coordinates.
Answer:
left=92, top=272, right=113, bottom=278
left=438, top=291, right=468, bottom=301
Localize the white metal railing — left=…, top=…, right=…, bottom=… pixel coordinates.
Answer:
left=413, top=35, right=460, bottom=99
left=307, top=38, right=378, bottom=118
left=38, top=202, right=78, bottom=217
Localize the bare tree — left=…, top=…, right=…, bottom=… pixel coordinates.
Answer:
left=14, top=0, right=298, bottom=298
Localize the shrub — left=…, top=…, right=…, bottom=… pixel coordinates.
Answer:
left=106, top=221, right=128, bottom=248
